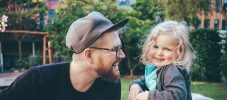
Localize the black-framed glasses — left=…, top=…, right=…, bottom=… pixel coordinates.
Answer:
left=89, top=45, right=122, bottom=58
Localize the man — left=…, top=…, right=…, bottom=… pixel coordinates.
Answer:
left=0, top=11, right=129, bottom=100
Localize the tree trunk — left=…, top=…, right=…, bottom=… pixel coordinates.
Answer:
left=18, top=40, right=22, bottom=60
left=127, top=56, right=134, bottom=78
left=130, top=68, right=134, bottom=78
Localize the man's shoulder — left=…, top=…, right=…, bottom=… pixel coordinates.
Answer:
left=22, top=62, right=70, bottom=79
left=35, top=62, right=70, bottom=68
left=31, top=62, right=70, bottom=72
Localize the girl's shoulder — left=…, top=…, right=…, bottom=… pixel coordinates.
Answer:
left=157, top=64, right=190, bottom=78
left=160, top=64, right=186, bottom=72
left=163, top=64, right=190, bottom=80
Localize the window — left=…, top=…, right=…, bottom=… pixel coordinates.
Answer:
left=214, top=19, right=219, bottom=29
left=224, top=0, right=227, bottom=12
left=216, top=0, right=220, bottom=12
left=204, top=19, right=210, bottom=28
left=222, top=20, right=227, bottom=30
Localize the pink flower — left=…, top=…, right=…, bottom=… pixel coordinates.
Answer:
left=0, top=15, right=8, bottom=32
left=1, top=15, right=8, bottom=22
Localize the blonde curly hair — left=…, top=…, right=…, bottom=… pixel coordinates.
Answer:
left=141, top=20, right=196, bottom=71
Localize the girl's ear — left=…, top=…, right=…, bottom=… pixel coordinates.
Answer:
left=178, top=44, right=185, bottom=60
left=84, top=48, right=94, bottom=64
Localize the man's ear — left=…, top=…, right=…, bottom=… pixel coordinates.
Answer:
left=84, top=48, right=93, bottom=64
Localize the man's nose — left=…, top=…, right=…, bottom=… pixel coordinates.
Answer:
left=118, top=49, right=125, bottom=59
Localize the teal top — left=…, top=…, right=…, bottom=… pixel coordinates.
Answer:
left=145, top=64, right=158, bottom=91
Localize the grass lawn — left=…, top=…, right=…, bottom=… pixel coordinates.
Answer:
left=121, top=77, right=227, bottom=100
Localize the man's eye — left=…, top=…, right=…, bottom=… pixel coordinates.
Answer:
left=118, top=45, right=122, bottom=49
left=113, top=48, right=118, bottom=51
left=118, top=47, right=122, bottom=51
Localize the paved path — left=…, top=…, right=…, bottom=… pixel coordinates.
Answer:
left=0, top=72, right=23, bottom=87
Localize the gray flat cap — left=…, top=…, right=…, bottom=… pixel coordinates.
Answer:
left=66, top=11, right=129, bottom=54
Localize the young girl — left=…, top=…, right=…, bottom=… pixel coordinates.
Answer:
left=128, top=20, right=196, bottom=100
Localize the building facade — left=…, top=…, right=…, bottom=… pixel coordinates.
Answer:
left=198, top=0, right=227, bottom=30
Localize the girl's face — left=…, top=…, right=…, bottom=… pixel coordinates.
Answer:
left=148, top=34, right=179, bottom=68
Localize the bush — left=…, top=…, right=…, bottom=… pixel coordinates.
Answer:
left=15, top=59, right=29, bottom=71
left=28, top=52, right=43, bottom=67
left=220, top=31, right=227, bottom=79
left=190, top=29, right=222, bottom=82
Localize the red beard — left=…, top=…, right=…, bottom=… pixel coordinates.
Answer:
left=97, top=66, right=120, bottom=83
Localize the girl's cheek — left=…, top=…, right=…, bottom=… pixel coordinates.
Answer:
left=147, top=51, right=154, bottom=60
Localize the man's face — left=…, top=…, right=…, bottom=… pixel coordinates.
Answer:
left=92, top=31, right=125, bottom=83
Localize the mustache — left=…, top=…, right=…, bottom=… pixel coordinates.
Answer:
left=112, top=57, right=121, bottom=67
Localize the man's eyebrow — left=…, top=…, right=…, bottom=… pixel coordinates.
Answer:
left=112, top=44, right=122, bottom=49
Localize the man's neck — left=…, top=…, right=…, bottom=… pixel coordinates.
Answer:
left=69, top=61, right=99, bottom=92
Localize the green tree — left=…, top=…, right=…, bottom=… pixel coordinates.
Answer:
left=121, top=13, right=152, bottom=76
left=151, top=0, right=209, bottom=25
left=132, top=0, right=163, bottom=22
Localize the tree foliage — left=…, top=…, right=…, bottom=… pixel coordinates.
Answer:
left=0, top=0, right=46, bottom=31
left=121, top=14, right=152, bottom=76
left=151, top=0, right=209, bottom=24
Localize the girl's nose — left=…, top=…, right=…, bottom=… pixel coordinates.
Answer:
left=157, top=49, right=163, bottom=56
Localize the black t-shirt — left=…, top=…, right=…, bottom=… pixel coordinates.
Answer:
left=0, top=62, right=121, bottom=100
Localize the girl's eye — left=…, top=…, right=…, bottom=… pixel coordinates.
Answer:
left=164, top=48, right=171, bottom=51
left=153, top=45, right=158, bottom=49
